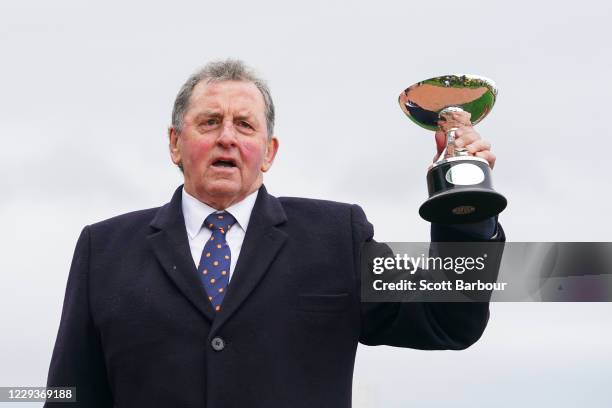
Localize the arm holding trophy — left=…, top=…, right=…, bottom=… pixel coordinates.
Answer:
left=359, top=75, right=506, bottom=349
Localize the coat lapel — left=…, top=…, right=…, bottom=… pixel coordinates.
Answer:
left=147, top=186, right=216, bottom=322
left=210, top=185, right=288, bottom=335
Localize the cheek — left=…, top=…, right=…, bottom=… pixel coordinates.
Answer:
left=184, top=138, right=215, bottom=166
left=239, top=140, right=266, bottom=167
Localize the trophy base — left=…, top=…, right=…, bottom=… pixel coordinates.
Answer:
left=420, top=158, right=507, bottom=224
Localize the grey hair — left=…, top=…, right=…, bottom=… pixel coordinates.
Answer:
left=171, top=59, right=275, bottom=138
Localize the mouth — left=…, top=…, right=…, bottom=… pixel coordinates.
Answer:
left=211, top=158, right=238, bottom=169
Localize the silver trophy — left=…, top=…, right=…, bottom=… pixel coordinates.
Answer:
left=399, top=74, right=507, bottom=224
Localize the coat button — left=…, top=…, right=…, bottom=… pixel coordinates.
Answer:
left=211, top=336, right=225, bottom=351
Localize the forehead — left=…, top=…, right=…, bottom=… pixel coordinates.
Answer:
left=187, top=80, right=266, bottom=116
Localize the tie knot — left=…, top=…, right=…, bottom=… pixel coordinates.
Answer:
left=204, top=211, right=237, bottom=232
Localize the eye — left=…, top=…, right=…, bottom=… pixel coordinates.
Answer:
left=237, top=120, right=253, bottom=130
left=197, top=118, right=220, bottom=131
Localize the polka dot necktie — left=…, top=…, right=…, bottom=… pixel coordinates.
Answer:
left=198, top=211, right=237, bottom=312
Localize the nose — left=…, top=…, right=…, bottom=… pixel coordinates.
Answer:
left=217, top=120, right=237, bottom=148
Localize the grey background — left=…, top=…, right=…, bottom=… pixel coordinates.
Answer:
left=1, top=0, right=610, bottom=406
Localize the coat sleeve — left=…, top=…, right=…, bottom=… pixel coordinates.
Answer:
left=44, top=226, right=113, bottom=407
left=354, top=205, right=506, bottom=350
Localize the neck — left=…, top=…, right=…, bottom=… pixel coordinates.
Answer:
left=184, top=182, right=262, bottom=210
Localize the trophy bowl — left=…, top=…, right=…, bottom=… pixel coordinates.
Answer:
left=399, top=74, right=507, bottom=224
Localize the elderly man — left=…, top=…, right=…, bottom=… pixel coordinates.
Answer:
left=45, top=59, right=504, bottom=407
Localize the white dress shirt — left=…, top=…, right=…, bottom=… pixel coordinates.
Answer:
left=181, top=188, right=258, bottom=282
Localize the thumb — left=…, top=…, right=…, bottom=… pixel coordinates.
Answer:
left=434, top=130, right=447, bottom=154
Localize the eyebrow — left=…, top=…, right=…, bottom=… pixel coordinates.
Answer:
left=193, top=111, right=259, bottom=123
left=193, top=110, right=222, bottom=120
left=234, top=113, right=259, bottom=123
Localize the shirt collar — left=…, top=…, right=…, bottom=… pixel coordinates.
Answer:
left=181, top=186, right=259, bottom=239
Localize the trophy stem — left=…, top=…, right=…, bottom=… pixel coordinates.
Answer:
left=438, top=106, right=477, bottom=162
left=445, top=127, right=458, bottom=159
left=435, top=127, right=471, bottom=165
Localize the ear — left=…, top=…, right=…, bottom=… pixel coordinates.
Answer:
left=169, top=126, right=182, bottom=166
left=261, top=136, right=279, bottom=172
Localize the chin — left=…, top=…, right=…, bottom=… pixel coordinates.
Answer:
left=203, top=180, right=242, bottom=197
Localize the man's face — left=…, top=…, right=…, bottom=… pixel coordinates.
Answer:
left=169, top=80, right=278, bottom=209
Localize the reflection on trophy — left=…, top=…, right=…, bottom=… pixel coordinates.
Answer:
left=399, top=74, right=507, bottom=224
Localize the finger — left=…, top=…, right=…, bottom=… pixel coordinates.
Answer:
left=475, top=150, right=496, bottom=169
left=454, top=128, right=480, bottom=148
left=465, top=139, right=491, bottom=154
left=451, top=110, right=472, bottom=126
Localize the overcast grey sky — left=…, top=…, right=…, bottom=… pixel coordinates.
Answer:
left=1, top=1, right=611, bottom=406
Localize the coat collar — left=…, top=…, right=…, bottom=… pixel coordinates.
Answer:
left=148, top=185, right=288, bottom=331
left=150, top=184, right=286, bottom=232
